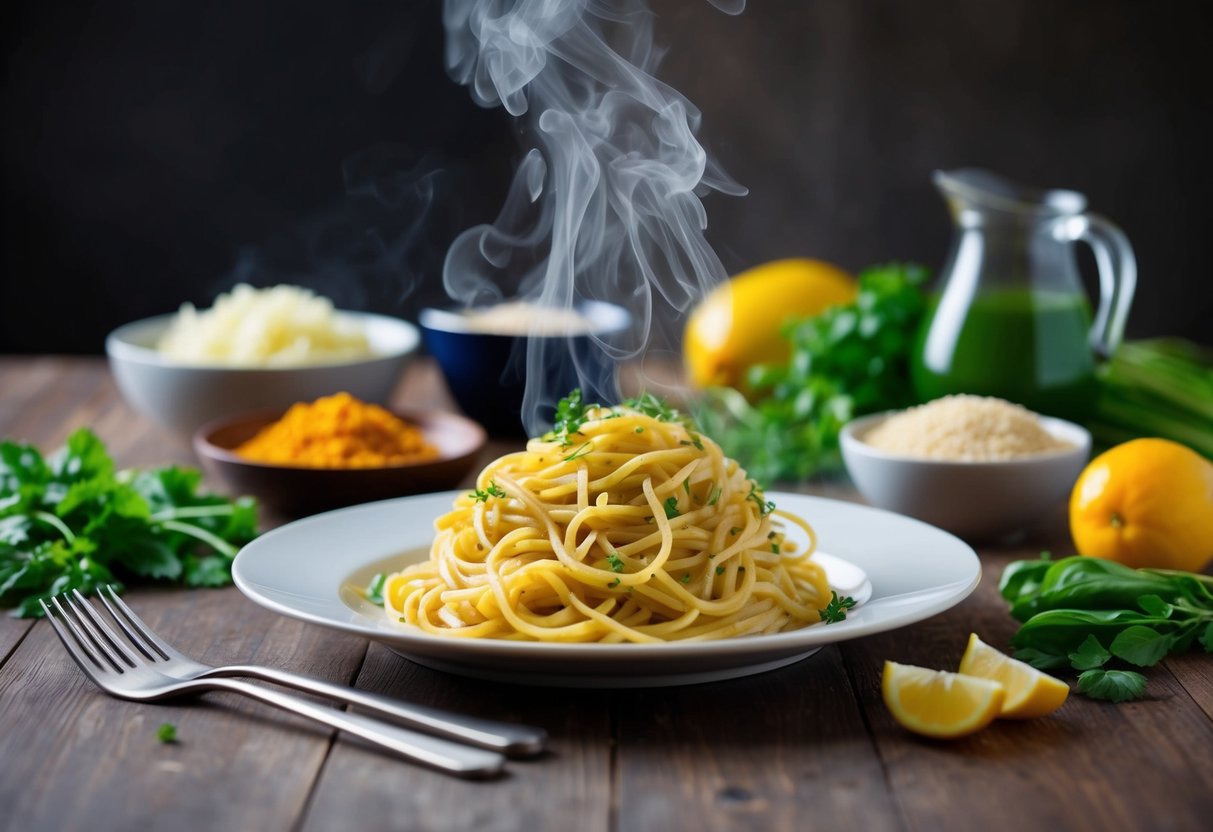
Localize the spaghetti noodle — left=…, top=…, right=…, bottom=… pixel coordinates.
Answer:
left=382, top=393, right=831, bottom=643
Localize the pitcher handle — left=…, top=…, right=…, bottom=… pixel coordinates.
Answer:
left=1053, top=213, right=1137, bottom=359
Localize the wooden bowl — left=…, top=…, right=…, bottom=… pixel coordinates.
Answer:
left=194, top=407, right=486, bottom=516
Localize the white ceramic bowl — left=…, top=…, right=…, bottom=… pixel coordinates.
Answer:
left=106, top=312, right=419, bottom=435
left=840, top=410, right=1091, bottom=541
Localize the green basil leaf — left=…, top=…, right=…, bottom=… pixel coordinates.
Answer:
left=1136, top=594, right=1172, bottom=618
left=1068, top=634, right=1111, bottom=671
left=1109, top=625, right=1174, bottom=667
left=1076, top=669, right=1147, bottom=703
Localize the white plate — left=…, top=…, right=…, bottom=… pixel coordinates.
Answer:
left=232, top=491, right=980, bottom=687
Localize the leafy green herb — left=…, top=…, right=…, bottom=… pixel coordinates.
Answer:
left=1077, top=669, right=1148, bottom=703
left=818, top=591, right=857, bottom=624
left=365, top=572, right=387, bottom=605
left=0, top=429, right=258, bottom=617
left=469, top=481, right=506, bottom=502
left=695, top=263, right=929, bottom=483
left=745, top=482, right=775, bottom=516
left=608, top=577, right=621, bottom=589
left=156, top=722, right=178, bottom=744
left=623, top=392, right=684, bottom=424
left=1068, top=634, right=1111, bottom=670
left=706, top=485, right=721, bottom=507
left=549, top=389, right=593, bottom=446
left=606, top=552, right=625, bottom=573
left=634, top=426, right=644, bottom=434
left=563, top=442, right=593, bottom=462
left=1001, top=554, right=1213, bottom=701
left=680, top=573, right=691, bottom=584
left=715, top=565, right=726, bottom=576
left=663, top=497, right=680, bottom=519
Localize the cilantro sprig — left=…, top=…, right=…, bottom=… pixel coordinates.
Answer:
left=0, top=428, right=258, bottom=617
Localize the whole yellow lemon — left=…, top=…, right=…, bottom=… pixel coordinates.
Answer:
left=1070, top=437, right=1213, bottom=571
left=684, top=258, right=855, bottom=392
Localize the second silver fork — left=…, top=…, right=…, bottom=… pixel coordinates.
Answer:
left=93, top=586, right=546, bottom=757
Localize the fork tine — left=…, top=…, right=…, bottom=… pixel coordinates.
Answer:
left=48, top=596, right=124, bottom=673
left=62, top=591, right=140, bottom=670
left=41, top=599, right=108, bottom=672
left=97, top=585, right=167, bottom=661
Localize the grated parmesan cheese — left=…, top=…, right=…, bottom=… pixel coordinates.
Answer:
left=157, top=284, right=373, bottom=367
left=862, top=395, right=1073, bottom=461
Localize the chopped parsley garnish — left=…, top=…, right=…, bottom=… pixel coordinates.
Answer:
left=606, top=552, right=625, bottom=573
left=818, top=592, right=857, bottom=624
left=608, top=578, right=621, bottom=589
left=663, top=497, right=681, bottom=519
left=682, top=479, right=691, bottom=495
left=469, top=481, right=506, bottom=502
left=548, top=389, right=594, bottom=446
left=634, top=426, right=644, bottom=433
left=365, top=572, right=387, bottom=605
left=156, top=723, right=178, bottom=744
left=707, top=485, right=721, bottom=506
left=680, top=573, right=691, bottom=584
left=771, top=543, right=780, bottom=553
left=623, top=391, right=683, bottom=423
left=746, top=482, right=776, bottom=516
left=688, top=433, right=705, bottom=451
left=715, top=565, right=726, bottom=575
left=563, top=441, right=593, bottom=461
left=729, top=526, right=741, bottom=536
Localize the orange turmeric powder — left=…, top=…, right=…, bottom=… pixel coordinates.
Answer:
left=236, top=392, right=439, bottom=468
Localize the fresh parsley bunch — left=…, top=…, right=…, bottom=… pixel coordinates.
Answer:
left=695, top=263, right=929, bottom=484
left=1000, top=554, right=1213, bottom=702
left=0, top=428, right=258, bottom=617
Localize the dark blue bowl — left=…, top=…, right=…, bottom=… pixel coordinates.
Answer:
left=420, top=301, right=631, bottom=437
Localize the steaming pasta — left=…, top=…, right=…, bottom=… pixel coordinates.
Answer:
left=381, top=398, right=833, bottom=642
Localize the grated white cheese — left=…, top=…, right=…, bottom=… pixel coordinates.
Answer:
left=862, top=395, right=1073, bottom=461
left=156, top=284, right=373, bottom=367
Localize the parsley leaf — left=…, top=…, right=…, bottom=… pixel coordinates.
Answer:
left=548, top=389, right=596, bottom=446
left=663, top=497, right=680, bottom=519
left=606, top=552, right=625, bottom=573
left=1077, top=669, right=1147, bottom=703
left=818, top=591, right=857, bottom=624
left=1068, top=634, right=1111, bottom=671
left=1109, top=625, right=1174, bottom=667
left=715, top=565, right=726, bottom=576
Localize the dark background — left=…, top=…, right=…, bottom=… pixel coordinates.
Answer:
left=3, top=0, right=1211, bottom=354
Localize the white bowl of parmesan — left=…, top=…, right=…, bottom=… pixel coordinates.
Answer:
left=106, top=284, right=420, bottom=435
left=840, top=395, right=1091, bottom=541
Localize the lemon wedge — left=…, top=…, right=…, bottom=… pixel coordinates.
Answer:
left=882, top=661, right=1005, bottom=739
left=957, top=633, right=1070, bottom=719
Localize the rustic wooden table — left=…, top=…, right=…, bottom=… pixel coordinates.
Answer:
left=1, top=356, right=1210, bottom=832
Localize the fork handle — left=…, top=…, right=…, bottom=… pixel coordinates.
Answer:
left=206, top=664, right=547, bottom=758
left=200, top=677, right=504, bottom=778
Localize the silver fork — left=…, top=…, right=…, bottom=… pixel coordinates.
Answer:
left=94, top=585, right=545, bottom=757
left=41, top=591, right=505, bottom=778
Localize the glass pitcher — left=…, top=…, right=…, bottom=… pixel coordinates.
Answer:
left=911, top=168, right=1136, bottom=419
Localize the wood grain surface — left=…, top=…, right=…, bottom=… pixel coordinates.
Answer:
left=0, top=357, right=1210, bottom=832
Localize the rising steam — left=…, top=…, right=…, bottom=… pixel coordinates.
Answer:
left=442, top=0, right=747, bottom=432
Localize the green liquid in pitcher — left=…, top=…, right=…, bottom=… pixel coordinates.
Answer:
left=911, top=289, right=1097, bottom=419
